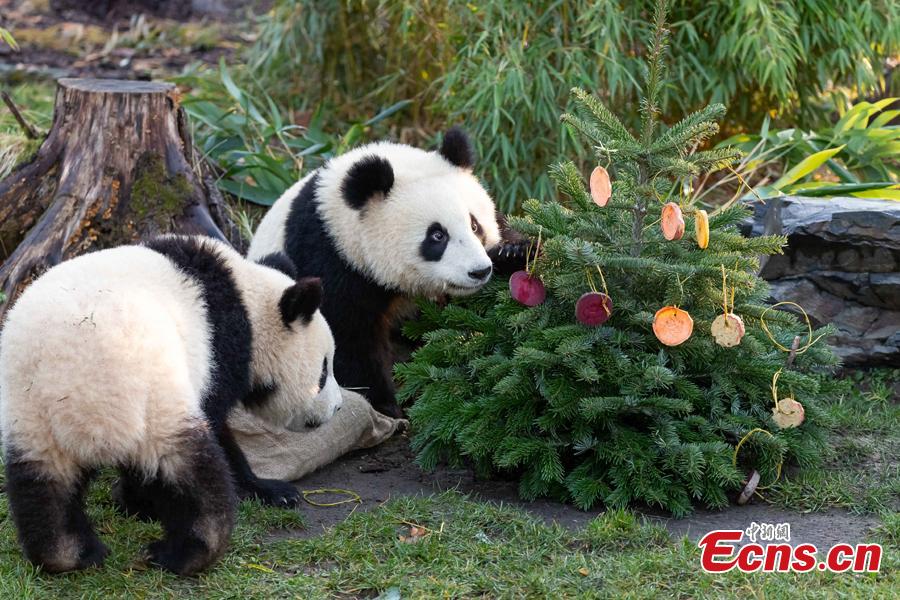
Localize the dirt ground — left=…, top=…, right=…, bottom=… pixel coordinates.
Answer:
left=0, top=0, right=253, bottom=82
left=292, top=434, right=880, bottom=549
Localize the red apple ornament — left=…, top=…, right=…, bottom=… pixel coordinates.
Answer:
left=576, top=292, right=613, bottom=326
left=510, top=270, right=546, bottom=306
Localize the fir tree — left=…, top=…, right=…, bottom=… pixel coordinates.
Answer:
left=395, top=0, right=836, bottom=517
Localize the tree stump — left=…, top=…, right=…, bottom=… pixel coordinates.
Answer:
left=0, top=78, right=243, bottom=321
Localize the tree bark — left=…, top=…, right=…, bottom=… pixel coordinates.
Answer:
left=0, top=78, right=243, bottom=322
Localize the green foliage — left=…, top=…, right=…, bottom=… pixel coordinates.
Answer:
left=702, top=98, right=900, bottom=203
left=250, top=0, right=899, bottom=211
left=0, top=27, right=17, bottom=51
left=178, top=62, right=408, bottom=207
left=396, top=1, right=838, bottom=516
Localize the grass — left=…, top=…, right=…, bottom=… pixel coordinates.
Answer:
left=2, top=367, right=899, bottom=599
left=0, top=81, right=54, bottom=178
left=0, top=484, right=896, bottom=599
left=766, top=369, right=900, bottom=515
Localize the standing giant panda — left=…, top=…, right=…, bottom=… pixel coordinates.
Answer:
left=248, top=128, right=501, bottom=417
left=0, top=236, right=342, bottom=575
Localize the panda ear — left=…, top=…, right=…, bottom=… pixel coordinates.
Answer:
left=342, top=155, right=394, bottom=210
left=439, top=127, right=475, bottom=169
left=279, top=277, right=323, bottom=326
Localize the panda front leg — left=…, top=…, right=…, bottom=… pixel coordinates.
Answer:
left=333, top=335, right=403, bottom=418
left=140, top=428, right=237, bottom=575
left=215, top=423, right=302, bottom=507
left=4, top=448, right=108, bottom=573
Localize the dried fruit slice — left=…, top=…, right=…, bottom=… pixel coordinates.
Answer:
left=772, top=398, right=805, bottom=429
left=661, top=202, right=685, bottom=241
left=509, top=271, right=546, bottom=306
left=711, top=313, right=745, bottom=347
left=575, top=292, right=613, bottom=326
left=652, top=306, right=693, bottom=346
left=589, top=166, right=612, bottom=207
left=695, top=209, right=709, bottom=249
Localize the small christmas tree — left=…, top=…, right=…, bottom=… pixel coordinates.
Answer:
left=395, top=0, right=837, bottom=516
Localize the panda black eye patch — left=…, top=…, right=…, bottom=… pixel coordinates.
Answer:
left=470, top=214, right=485, bottom=243
left=420, top=222, right=449, bottom=262
left=317, top=357, right=328, bottom=392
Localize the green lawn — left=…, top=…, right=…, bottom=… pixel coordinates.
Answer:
left=0, top=486, right=895, bottom=599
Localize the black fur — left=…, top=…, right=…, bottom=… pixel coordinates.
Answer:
left=420, top=222, right=449, bottom=262
left=283, top=175, right=403, bottom=417
left=111, top=430, right=236, bottom=575
left=243, top=381, right=279, bottom=411
left=341, top=155, right=394, bottom=210
left=439, top=127, right=475, bottom=169
left=144, top=236, right=302, bottom=509
left=4, top=446, right=108, bottom=573
left=489, top=211, right=534, bottom=276
left=279, top=277, right=323, bottom=326
left=317, top=357, right=328, bottom=392
left=255, top=251, right=298, bottom=279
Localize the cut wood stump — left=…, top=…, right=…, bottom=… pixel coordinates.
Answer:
left=0, top=78, right=243, bottom=321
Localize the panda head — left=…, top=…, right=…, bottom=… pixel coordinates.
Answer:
left=317, top=128, right=502, bottom=298
left=239, top=253, right=343, bottom=429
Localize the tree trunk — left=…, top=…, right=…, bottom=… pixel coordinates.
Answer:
left=0, top=78, right=243, bottom=322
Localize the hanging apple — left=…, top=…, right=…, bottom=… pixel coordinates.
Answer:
left=661, top=202, right=685, bottom=241
left=509, top=270, right=546, bottom=306
left=711, top=313, right=745, bottom=347
left=575, top=292, right=613, bottom=326
left=653, top=306, right=693, bottom=346
left=589, top=166, right=612, bottom=207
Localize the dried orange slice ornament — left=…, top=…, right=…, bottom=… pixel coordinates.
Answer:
left=695, top=209, right=710, bottom=249
left=652, top=306, right=693, bottom=346
left=589, top=166, right=612, bottom=207
left=770, top=370, right=805, bottom=429
left=661, top=202, right=685, bottom=240
left=772, top=398, right=805, bottom=429
left=711, top=313, right=745, bottom=347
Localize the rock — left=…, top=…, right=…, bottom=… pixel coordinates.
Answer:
left=748, top=196, right=900, bottom=367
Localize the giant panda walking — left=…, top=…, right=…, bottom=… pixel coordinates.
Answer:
left=0, top=236, right=342, bottom=574
left=249, top=128, right=502, bottom=417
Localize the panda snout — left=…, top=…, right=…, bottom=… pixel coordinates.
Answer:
left=468, top=265, right=492, bottom=282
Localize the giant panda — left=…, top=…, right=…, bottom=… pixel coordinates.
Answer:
left=0, top=235, right=342, bottom=575
left=248, top=128, right=502, bottom=417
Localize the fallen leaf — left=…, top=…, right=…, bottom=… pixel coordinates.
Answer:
left=578, top=567, right=590, bottom=576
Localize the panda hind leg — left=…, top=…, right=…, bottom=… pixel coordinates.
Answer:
left=112, top=468, right=162, bottom=522
left=4, top=449, right=108, bottom=573
left=140, top=428, right=237, bottom=575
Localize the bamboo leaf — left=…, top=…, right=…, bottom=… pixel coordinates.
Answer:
left=772, top=145, right=846, bottom=189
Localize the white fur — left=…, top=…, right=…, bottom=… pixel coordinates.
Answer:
left=0, top=238, right=341, bottom=482
left=229, top=253, right=342, bottom=427
left=249, top=176, right=310, bottom=259
left=248, top=141, right=501, bottom=299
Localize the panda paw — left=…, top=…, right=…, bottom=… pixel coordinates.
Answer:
left=146, top=536, right=213, bottom=576
left=244, top=478, right=301, bottom=508
left=76, top=536, right=110, bottom=570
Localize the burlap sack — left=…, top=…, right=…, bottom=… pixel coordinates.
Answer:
left=228, top=388, right=407, bottom=481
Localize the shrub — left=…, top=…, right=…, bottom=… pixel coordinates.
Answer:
left=248, top=0, right=899, bottom=211
left=394, top=2, right=838, bottom=516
